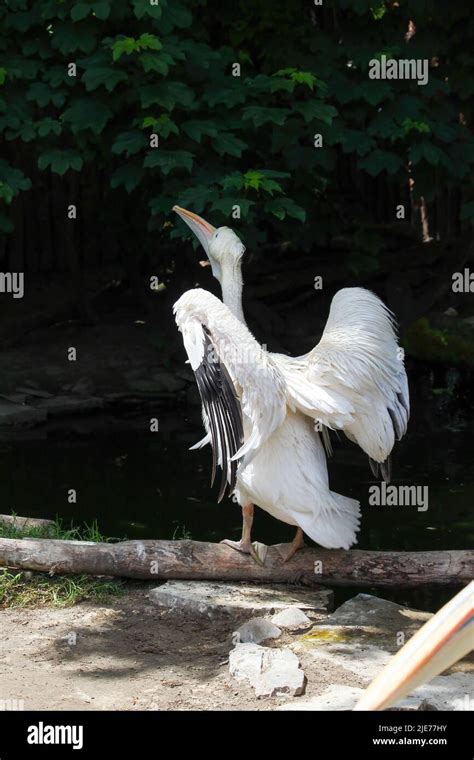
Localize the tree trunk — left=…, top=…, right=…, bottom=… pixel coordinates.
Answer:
left=0, top=538, right=471, bottom=588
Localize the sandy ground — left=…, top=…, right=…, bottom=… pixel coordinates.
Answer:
left=0, top=585, right=361, bottom=711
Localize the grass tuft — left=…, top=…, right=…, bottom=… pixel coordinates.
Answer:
left=0, top=570, right=124, bottom=608
left=0, top=515, right=123, bottom=542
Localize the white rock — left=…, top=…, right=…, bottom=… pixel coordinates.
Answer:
left=271, top=607, right=311, bottom=630
left=279, top=685, right=364, bottom=711
left=406, top=673, right=474, bottom=711
left=234, top=618, right=281, bottom=644
left=229, top=643, right=305, bottom=697
left=149, top=581, right=331, bottom=617
left=323, top=593, right=430, bottom=628
left=289, top=594, right=473, bottom=712
left=292, top=594, right=430, bottom=684
left=279, top=673, right=474, bottom=712
left=229, top=643, right=266, bottom=683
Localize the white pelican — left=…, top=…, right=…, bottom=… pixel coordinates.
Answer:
left=354, top=581, right=474, bottom=710
left=173, top=206, right=409, bottom=562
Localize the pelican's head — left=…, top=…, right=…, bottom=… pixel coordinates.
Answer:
left=173, top=206, right=245, bottom=283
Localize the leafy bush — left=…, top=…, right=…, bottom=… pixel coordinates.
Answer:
left=0, top=0, right=473, bottom=275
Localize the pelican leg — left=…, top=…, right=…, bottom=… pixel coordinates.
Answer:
left=278, top=527, right=306, bottom=563
left=221, top=504, right=268, bottom=565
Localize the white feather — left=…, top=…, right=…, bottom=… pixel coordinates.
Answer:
left=275, top=288, right=409, bottom=462
left=189, top=433, right=211, bottom=450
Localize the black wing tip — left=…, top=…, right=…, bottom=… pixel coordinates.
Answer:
left=193, top=325, right=244, bottom=503
left=369, top=455, right=391, bottom=483
left=369, top=457, right=379, bottom=479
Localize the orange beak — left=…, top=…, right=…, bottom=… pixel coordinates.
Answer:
left=173, top=206, right=216, bottom=256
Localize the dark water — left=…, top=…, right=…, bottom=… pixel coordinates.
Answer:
left=1, top=404, right=473, bottom=611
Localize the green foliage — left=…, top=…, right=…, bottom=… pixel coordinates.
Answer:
left=0, top=0, right=473, bottom=253
left=111, top=33, right=162, bottom=62
left=0, top=159, right=31, bottom=203
left=37, top=149, right=83, bottom=175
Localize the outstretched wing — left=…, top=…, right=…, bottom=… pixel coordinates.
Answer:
left=179, top=319, right=243, bottom=501
left=175, top=288, right=288, bottom=498
left=275, top=288, right=409, bottom=472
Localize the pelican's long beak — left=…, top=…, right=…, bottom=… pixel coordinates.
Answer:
left=173, top=205, right=216, bottom=257
left=354, top=581, right=474, bottom=711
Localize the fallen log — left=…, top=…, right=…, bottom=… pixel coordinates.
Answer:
left=0, top=538, right=472, bottom=587
left=0, top=514, right=56, bottom=531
